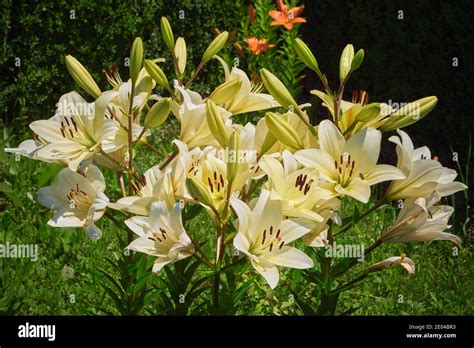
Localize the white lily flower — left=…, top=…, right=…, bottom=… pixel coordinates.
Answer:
left=385, top=129, right=467, bottom=200
left=38, top=164, right=108, bottom=240
left=231, top=190, right=314, bottom=289
left=380, top=192, right=461, bottom=246
left=109, top=165, right=175, bottom=216
left=173, top=85, right=233, bottom=149
left=126, top=201, right=194, bottom=273
left=302, top=197, right=341, bottom=247
left=260, top=151, right=333, bottom=222
left=191, top=149, right=250, bottom=212
left=29, top=91, right=122, bottom=171
left=295, top=120, right=405, bottom=203
left=214, top=56, right=279, bottom=115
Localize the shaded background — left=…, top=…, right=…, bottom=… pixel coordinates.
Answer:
left=1, top=0, right=473, bottom=187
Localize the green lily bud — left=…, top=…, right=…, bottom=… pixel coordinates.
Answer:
left=186, top=176, right=214, bottom=208
left=380, top=96, right=438, bottom=132
left=65, top=55, right=101, bottom=98
left=339, top=44, right=354, bottom=81
left=351, top=49, right=364, bottom=72
left=205, top=99, right=229, bottom=148
left=209, top=79, right=242, bottom=104
left=265, top=112, right=304, bottom=150
left=260, top=131, right=277, bottom=155
left=226, top=131, right=240, bottom=184
left=355, top=103, right=380, bottom=122
left=144, top=59, right=170, bottom=89
left=260, top=68, right=297, bottom=110
left=174, top=37, right=187, bottom=77
left=160, top=17, right=175, bottom=50
left=130, top=37, right=143, bottom=83
left=294, top=38, right=319, bottom=72
left=202, top=31, right=228, bottom=63
left=144, top=98, right=172, bottom=129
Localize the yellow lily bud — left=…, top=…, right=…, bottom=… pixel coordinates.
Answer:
left=351, top=49, right=365, bottom=72
left=227, top=131, right=240, bottom=184
left=160, top=17, right=175, bottom=50
left=174, top=37, right=187, bottom=77
left=130, top=37, right=143, bottom=83
left=205, top=99, right=229, bottom=148
left=260, top=68, right=298, bottom=110
left=265, top=112, right=304, bottom=150
left=209, top=79, right=242, bottom=104
left=355, top=103, right=380, bottom=122
left=380, top=96, right=438, bottom=132
left=294, top=38, right=319, bottom=72
left=186, top=176, right=214, bottom=208
left=144, top=98, right=172, bottom=129
left=339, top=44, right=354, bottom=81
left=202, top=31, right=228, bottom=63
left=144, top=59, right=170, bottom=89
left=65, top=55, right=101, bottom=98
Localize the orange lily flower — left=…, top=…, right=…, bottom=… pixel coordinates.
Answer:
left=269, top=0, right=306, bottom=30
left=243, top=37, right=275, bottom=56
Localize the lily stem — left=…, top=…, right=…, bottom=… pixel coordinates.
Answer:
left=334, top=199, right=386, bottom=237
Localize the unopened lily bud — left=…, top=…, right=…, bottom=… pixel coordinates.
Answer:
left=160, top=17, right=175, bottom=50
left=186, top=176, right=214, bottom=208
left=260, top=68, right=298, bottom=110
left=206, top=99, right=229, bottom=148
left=339, top=44, right=354, bottom=81
left=365, top=255, right=416, bottom=274
left=144, top=59, right=170, bottom=89
left=265, top=112, right=304, bottom=150
left=144, top=98, right=172, bottom=129
left=130, top=37, right=143, bottom=83
left=209, top=79, right=242, bottom=104
left=351, top=49, right=364, bottom=72
left=380, top=96, right=438, bottom=132
left=260, top=131, right=277, bottom=155
left=294, top=38, right=319, bottom=72
left=355, top=103, right=380, bottom=122
left=202, top=31, right=229, bottom=63
left=227, top=131, right=240, bottom=184
left=65, top=55, right=101, bottom=98
left=174, top=37, right=187, bottom=77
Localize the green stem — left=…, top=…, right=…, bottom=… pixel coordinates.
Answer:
left=184, top=61, right=204, bottom=89
left=334, top=200, right=386, bottom=237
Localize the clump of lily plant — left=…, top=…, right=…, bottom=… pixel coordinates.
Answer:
left=6, top=16, right=467, bottom=315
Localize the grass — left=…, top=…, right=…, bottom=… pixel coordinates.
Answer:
left=0, top=125, right=472, bottom=315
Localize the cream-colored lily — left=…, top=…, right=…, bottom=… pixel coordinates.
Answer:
left=385, top=130, right=467, bottom=200
left=109, top=165, right=175, bottom=216
left=126, top=201, right=194, bottom=273
left=38, top=164, right=108, bottom=240
left=172, top=85, right=233, bottom=149
left=231, top=190, right=314, bottom=289
left=380, top=192, right=460, bottom=246
left=295, top=120, right=405, bottom=203
left=260, top=151, right=333, bottom=222
left=29, top=91, right=122, bottom=171
left=302, top=197, right=341, bottom=247
left=214, top=56, right=279, bottom=115
left=190, top=149, right=249, bottom=213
